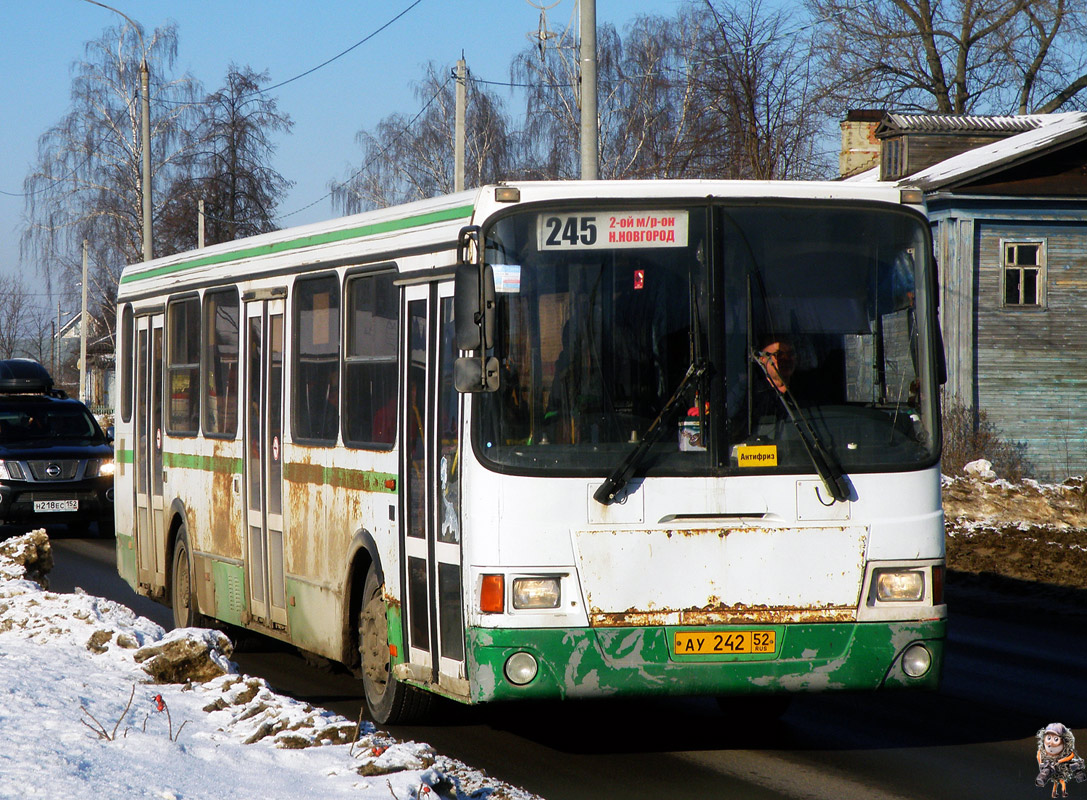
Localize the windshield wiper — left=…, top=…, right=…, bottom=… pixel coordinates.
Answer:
left=750, top=351, right=852, bottom=503
left=593, top=359, right=708, bottom=506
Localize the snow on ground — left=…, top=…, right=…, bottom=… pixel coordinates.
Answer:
left=942, top=459, right=1087, bottom=586
left=0, top=530, right=536, bottom=800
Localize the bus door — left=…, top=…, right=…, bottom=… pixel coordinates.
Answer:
left=134, top=313, right=166, bottom=593
left=243, top=293, right=287, bottom=628
left=401, top=282, right=466, bottom=692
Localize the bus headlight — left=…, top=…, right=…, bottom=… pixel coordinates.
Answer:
left=512, top=577, right=561, bottom=609
left=901, top=643, right=932, bottom=677
left=504, top=652, right=539, bottom=685
left=874, top=569, right=925, bottom=602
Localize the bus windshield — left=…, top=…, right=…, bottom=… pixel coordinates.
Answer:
left=474, top=201, right=940, bottom=478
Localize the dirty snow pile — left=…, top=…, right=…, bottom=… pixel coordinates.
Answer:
left=942, top=459, right=1087, bottom=589
left=0, top=530, right=534, bottom=800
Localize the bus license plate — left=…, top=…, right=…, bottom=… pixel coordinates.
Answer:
left=674, top=630, right=777, bottom=656
left=33, top=499, right=79, bottom=513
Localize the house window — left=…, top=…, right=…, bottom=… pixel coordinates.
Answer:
left=1003, top=241, right=1045, bottom=308
left=881, top=137, right=907, bottom=181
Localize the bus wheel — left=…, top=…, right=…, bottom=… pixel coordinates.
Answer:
left=358, top=567, right=431, bottom=724
left=171, top=525, right=203, bottom=629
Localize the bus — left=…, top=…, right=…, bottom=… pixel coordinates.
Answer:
left=114, top=180, right=946, bottom=723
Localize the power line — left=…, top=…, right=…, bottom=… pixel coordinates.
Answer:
left=277, top=73, right=452, bottom=221
left=2, top=1, right=429, bottom=195
left=261, top=0, right=426, bottom=95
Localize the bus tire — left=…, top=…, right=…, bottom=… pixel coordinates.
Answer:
left=171, top=524, right=204, bottom=630
left=359, top=566, right=431, bottom=724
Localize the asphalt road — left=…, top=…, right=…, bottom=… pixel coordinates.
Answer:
left=41, top=530, right=1087, bottom=800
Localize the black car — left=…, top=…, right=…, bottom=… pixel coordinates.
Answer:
left=0, top=360, right=114, bottom=536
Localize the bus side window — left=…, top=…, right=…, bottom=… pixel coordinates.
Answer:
left=166, top=296, right=200, bottom=436
left=203, top=289, right=240, bottom=437
left=292, top=274, right=341, bottom=444
left=344, top=271, right=398, bottom=449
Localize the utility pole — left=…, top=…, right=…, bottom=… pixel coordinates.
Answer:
left=80, top=240, right=89, bottom=403
left=198, top=198, right=206, bottom=248
left=140, top=57, right=153, bottom=261
left=454, top=57, right=467, bottom=192
left=84, top=2, right=152, bottom=260
left=579, top=0, right=598, bottom=180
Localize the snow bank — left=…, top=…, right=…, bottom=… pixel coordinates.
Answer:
left=0, top=529, right=537, bottom=800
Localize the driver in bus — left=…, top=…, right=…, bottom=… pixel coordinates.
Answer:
left=726, top=334, right=798, bottom=444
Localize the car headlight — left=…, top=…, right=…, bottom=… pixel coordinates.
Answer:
left=0, top=461, right=9, bottom=480
left=0, top=461, right=24, bottom=481
left=512, top=577, right=561, bottom=609
left=874, top=569, right=925, bottom=602
left=98, top=459, right=116, bottom=477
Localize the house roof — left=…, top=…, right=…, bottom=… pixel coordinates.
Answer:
left=876, top=114, right=1050, bottom=137
left=899, top=112, right=1087, bottom=191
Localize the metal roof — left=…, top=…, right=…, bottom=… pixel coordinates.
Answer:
left=877, top=114, right=1049, bottom=136
left=902, top=112, right=1087, bottom=189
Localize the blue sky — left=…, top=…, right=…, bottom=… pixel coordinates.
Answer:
left=0, top=0, right=682, bottom=300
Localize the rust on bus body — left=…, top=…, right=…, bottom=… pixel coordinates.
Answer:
left=208, top=440, right=241, bottom=559
left=588, top=603, right=857, bottom=628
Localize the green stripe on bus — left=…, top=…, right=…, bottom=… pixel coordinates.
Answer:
left=123, top=450, right=395, bottom=494
left=163, top=452, right=244, bottom=473
left=284, top=462, right=397, bottom=494
left=119, top=203, right=475, bottom=285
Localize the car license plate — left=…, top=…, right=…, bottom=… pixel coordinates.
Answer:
left=33, top=499, right=79, bottom=513
left=673, top=630, right=777, bottom=656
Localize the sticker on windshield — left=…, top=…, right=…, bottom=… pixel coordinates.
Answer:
left=491, top=263, right=522, bottom=294
left=537, top=211, right=689, bottom=250
left=735, top=444, right=778, bottom=468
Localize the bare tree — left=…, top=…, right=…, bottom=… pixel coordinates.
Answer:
left=512, top=0, right=826, bottom=181
left=512, top=16, right=708, bottom=179
left=159, top=65, right=294, bottom=251
left=691, top=0, right=830, bottom=179
left=0, top=275, right=54, bottom=363
left=0, top=275, right=31, bottom=360
left=806, top=0, right=1087, bottom=114
left=21, top=23, right=203, bottom=345
left=332, top=63, right=517, bottom=213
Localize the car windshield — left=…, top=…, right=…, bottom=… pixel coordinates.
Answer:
left=473, top=200, right=940, bottom=478
left=0, top=403, right=102, bottom=443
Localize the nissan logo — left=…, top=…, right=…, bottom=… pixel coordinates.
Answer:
left=45, top=463, right=62, bottom=478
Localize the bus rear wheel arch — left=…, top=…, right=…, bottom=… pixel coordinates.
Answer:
left=170, top=522, right=206, bottom=630
left=358, top=565, right=430, bottom=724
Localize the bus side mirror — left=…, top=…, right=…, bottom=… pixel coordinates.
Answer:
left=454, top=263, right=495, bottom=351
left=454, top=356, right=499, bottom=392
left=454, top=226, right=499, bottom=392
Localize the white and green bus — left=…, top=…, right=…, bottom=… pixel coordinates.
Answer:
left=115, top=180, right=946, bottom=723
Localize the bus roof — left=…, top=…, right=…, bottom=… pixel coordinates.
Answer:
left=117, top=180, right=918, bottom=297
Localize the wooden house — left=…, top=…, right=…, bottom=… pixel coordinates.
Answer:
left=853, top=112, right=1087, bottom=478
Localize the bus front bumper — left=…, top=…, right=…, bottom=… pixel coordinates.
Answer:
left=465, top=619, right=945, bottom=703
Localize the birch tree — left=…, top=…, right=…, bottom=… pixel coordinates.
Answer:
left=21, top=23, right=202, bottom=344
